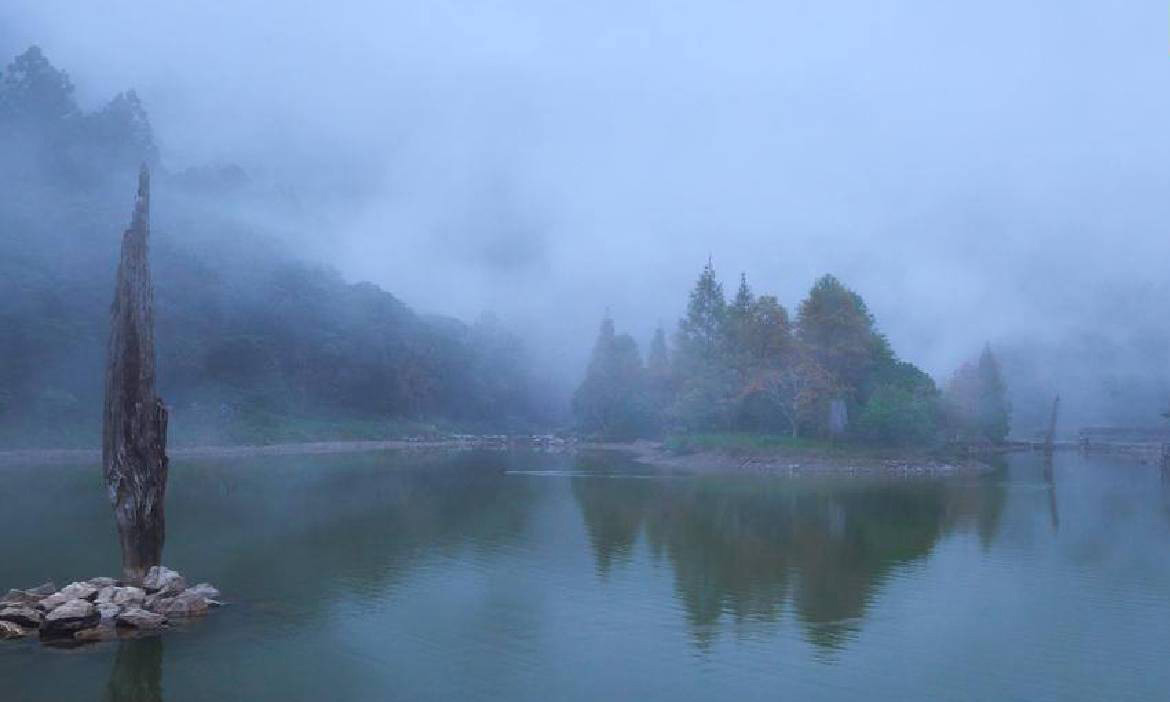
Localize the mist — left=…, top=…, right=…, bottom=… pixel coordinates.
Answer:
left=4, top=0, right=1170, bottom=433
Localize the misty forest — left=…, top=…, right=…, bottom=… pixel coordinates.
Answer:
left=2, top=4, right=1170, bottom=701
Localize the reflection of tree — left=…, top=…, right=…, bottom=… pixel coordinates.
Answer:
left=572, top=477, right=653, bottom=577
left=105, top=638, right=163, bottom=702
left=572, top=471, right=1006, bottom=651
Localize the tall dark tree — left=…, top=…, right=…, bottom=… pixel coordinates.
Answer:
left=572, top=315, right=652, bottom=439
left=677, top=259, right=727, bottom=362
left=672, top=261, right=736, bottom=430
left=102, top=166, right=169, bottom=583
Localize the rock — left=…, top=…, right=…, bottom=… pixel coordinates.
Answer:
left=0, top=605, right=43, bottom=628
left=113, top=586, right=146, bottom=606
left=187, top=583, right=221, bottom=601
left=0, top=620, right=26, bottom=639
left=95, top=585, right=145, bottom=607
left=116, top=607, right=167, bottom=630
left=88, top=577, right=118, bottom=589
left=97, top=603, right=122, bottom=623
left=150, top=591, right=208, bottom=618
left=40, top=581, right=98, bottom=610
left=142, top=566, right=186, bottom=596
left=40, top=600, right=99, bottom=638
left=1, top=589, right=40, bottom=607
left=28, top=581, right=57, bottom=597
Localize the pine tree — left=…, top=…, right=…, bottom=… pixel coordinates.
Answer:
left=672, top=261, right=736, bottom=430
left=677, top=259, right=727, bottom=362
left=572, top=315, right=652, bottom=439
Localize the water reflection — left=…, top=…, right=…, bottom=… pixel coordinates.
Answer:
left=147, top=450, right=538, bottom=631
left=105, top=638, right=163, bottom=702
left=572, top=462, right=1006, bottom=650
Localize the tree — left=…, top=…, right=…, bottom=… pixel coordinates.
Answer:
left=572, top=316, right=653, bottom=440
left=944, top=344, right=1011, bottom=443
left=796, top=274, right=883, bottom=394
left=745, top=351, right=836, bottom=438
left=743, top=295, right=791, bottom=369
left=78, top=90, right=160, bottom=171
left=0, top=46, right=77, bottom=125
left=672, top=260, right=736, bottom=430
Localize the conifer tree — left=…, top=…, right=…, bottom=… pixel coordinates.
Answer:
left=672, top=261, right=736, bottom=430
left=572, top=315, right=652, bottom=439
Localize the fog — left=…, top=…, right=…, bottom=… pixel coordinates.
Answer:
left=4, top=0, right=1170, bottom=433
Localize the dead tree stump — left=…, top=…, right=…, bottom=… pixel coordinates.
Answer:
left=102, top=165, right=169, bottom=584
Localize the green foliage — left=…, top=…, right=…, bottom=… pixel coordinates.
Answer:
left=796, top=274, right=883, bottom=393
left=572, top=317, right=656, bottom=440
left=944, top=345, right=1012, bottom=443
left=648, top=265, right=942, bottom=447
left=854, top=384, right=939, bottom=446
left=0, top=47, right=545, bottom=447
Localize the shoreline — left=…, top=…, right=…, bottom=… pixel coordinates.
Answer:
left=616, top=441, right=993, bottom=477
left=0, top=437, right=992, bottom=476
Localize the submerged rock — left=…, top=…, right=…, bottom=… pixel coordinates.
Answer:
left=0, top=605, right=43, bottom=629
left=27, top=582, right=56, bottom=597
left=41, top=600, right=99, bottom=638
left=1, top=589, right=41, bottom=607
left=187, top=583, right=221, bottom=601
left=0, top=620, right=26, bottom=639
left=73, top=627, right=116, bottom=642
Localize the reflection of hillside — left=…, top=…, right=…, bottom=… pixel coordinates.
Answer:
left=572, top=470, right=1005, bottom=650
left=165, top=450, right=537, bottom=614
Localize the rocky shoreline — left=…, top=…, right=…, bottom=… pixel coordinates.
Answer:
left=0, top=566, right=220, bottom=645
left=625, top=442, right=992, bottom=477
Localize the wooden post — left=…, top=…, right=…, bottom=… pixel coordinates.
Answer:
left=1044, top=395, right=1060, bottom=455
left=102, top=165, right=169, bottom=584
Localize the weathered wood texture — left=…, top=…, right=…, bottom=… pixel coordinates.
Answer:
left=102, top=166, right=169, bottom=584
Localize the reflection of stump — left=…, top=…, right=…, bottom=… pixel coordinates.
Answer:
left=102, top=166, right=169, bottom=584
left=105, top=637, right=163, bottom=702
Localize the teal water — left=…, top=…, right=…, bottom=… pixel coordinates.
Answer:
left=1, top=450, right=1168, bottom=701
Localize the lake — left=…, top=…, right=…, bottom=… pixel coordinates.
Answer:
left=2, top=449, right=1168, bottom=701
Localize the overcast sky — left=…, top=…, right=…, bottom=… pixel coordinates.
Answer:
left=4, top=0, right=1170, bottom=388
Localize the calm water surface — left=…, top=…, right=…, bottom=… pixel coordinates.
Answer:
left=1, top=450, right=1168, bottom=701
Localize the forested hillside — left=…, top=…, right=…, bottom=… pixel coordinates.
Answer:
left=0, top=47, right=545, bottom=447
